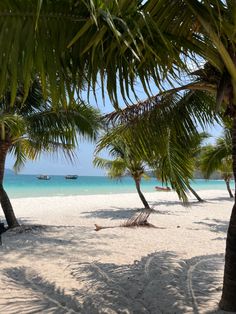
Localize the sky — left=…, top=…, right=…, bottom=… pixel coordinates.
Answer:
left=5, top=81, right=223, bottom=176
left=6, top=89, right=112, bottom=176
left=6, top=141, right=103, bottom=176
left=6, top=83, right=152, bottom=176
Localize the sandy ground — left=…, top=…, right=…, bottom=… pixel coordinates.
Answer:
left=0, top=190, right=234, bottom=314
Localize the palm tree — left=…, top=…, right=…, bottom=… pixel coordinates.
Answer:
left=94, top=137, right=150, bottom=210
left=186, top=131, right=210, bottom=202
left=105, top=91, right=217, bottom=202
left=201, top=129, right=233, bottom=198
left=1, top=0, right=236, bottom=310
left=0, top=1, right=185, bottom=107
left=0, top=80, right=100, bottom=228
left=99, top=2, right=236, bottom=308
left=140, top=128, right=206, bottom=203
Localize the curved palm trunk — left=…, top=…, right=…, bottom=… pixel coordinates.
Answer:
left=134, top=178, right=150, bottom=209
left=95, top=177, right=153, bottom=230
left=122, top=177, right=152, bottom=227
left=220, top=117, right=236, bottom=311
left=188, top=185, right=204, bottom=202
left=225, top=179, right=234, bottom=198
left=0, top=143, right=19, bottom=228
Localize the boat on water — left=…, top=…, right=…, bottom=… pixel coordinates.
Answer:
left=37, top=175, right=51, bottom=180
left=65, top=175, right=78, bottom=180
left=155, top=186, right=171, bottom=191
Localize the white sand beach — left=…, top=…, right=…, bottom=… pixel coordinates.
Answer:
left=0, top=190, right=234, bottom=313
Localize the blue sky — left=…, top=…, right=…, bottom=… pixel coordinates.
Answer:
left=6, top=81, right=160, bottom=176
left=6, top=89, right=113, bottom=176
left=6, top=141, right=103, bottom=176
left=6, top=82, right=222, bottom=176
left=6, top=84, right=146, bottom=176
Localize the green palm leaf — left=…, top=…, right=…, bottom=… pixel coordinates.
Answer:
left=0, top=1, right=188, bottom=105
left=0, top=79, right=101, bottom=172
left=201, top=128, right=232, bottom=179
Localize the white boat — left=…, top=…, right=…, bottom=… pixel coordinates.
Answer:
left=37, top=175, right=51, bottom=180
left=65, top=175, right=78, bottom=180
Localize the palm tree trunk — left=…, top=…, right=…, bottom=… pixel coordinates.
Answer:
left=220, top=116, right=236, bottom=311
left=188, top=185, right=204, bottom=202
left=225, top=179, right=234, bottom=198
left=0, top=143, right=19, bottom=228
left=134, top=178, right=150, bottom=209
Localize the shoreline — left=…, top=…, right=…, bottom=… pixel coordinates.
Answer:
left=11, top=188, right=234, bottom=197
left=5, top=187, right=235, bottom=200
left=4, top=175, right=234, bottom=199
left=0, top=190, right=233, bottom=313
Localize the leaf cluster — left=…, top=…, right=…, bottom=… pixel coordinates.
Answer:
left=0, top=79, right=101, bottom=172
left=94, top=135, right=147, bottom=180
left=0, top=0, right=194, bottom=107
left=200, top=128, right=233, bottom=180
left=103, top=88, right=219, bottom=201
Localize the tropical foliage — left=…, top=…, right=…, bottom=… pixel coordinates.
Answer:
left=0, top=0, right=187, bottom=107
left=0, top=80, right=101, bottom=228
left=150, top=131, right=210, bottom=203
left=0, top=1, right=235, bottom=109
left=185, top=131, right=209, bottom=202
left=201, top=129, right=233, bottom=198
left=105, top=90, right=217, bottom=202
left=94, top=135, right=150, bottom=209
left=1, top=0, right=236, bottom=310
left=98, top=1, right=236, bottom=308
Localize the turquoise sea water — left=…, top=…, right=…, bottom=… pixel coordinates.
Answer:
left=3, top=174, right=234, bottom=199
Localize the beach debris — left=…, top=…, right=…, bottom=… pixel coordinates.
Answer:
left=123, top=209, right=153, bottom=227
left=94, top=224, right=116, bottom=231
left=94, top=208, right=156, bottom=231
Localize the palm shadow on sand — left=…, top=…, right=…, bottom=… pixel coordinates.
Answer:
left=81, top=203, right=191, bottom=221
left=191, top=218, right=229, bottom=241
left=194, top=218, right=229, bottom=233
left=1, top=267, right=81, bottom=313
left=0, top=219, right=119, bottom=260
left=69, top=251, right=224, bottom=314
left=149, top=200, right=189, bottom=207
left=206, top=196, right=234, bottom=202
left=1, top=252, right=225, bottom=314
left=81, top=207, right=139, bottom=220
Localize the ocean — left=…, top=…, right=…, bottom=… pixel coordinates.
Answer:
left=3, top=173, right=234, bottom=199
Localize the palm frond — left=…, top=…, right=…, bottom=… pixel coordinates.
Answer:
left=200, top=128, right=232, bottom=178
left=148, top=131, right=195, bottom=202
left=0, top=78, right=101, bottom=173
left=104, top=90, right=219, bottom=168
left=0, top=0, right=189, bottom=106
left=0, top=114, right=25, bottom=140
left=93, top=156, right=126, bottom=179
left=27, top=103, right=101, bottom=146
left=9, top=142, right=27, bottom=173
left=185, top=0, right=236, bottom=81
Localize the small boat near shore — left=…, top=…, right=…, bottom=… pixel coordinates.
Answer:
left=65, top=175, right=78, bottom=180
left=37, top=175, right=51, bottom=180
left=155, top=186, right=171, bottom=191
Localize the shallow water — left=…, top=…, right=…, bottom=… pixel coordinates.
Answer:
left=3, top=174, right=233, bottom=199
